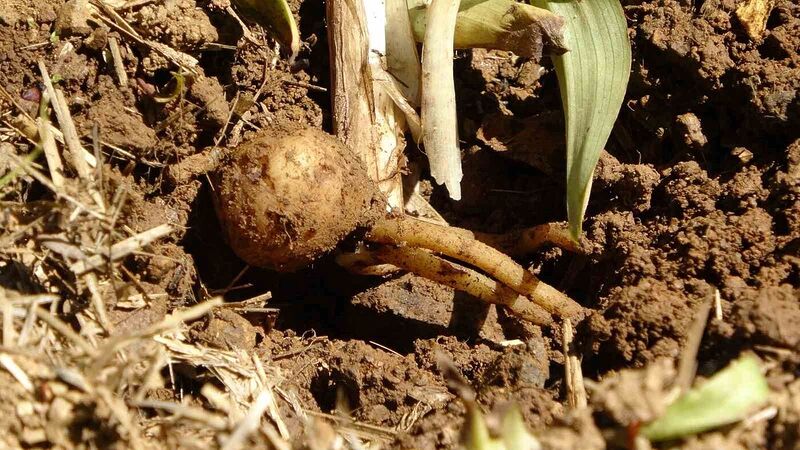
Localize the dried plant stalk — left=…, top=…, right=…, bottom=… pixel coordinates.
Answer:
left=70, top=224, right=173, bottom=275
left=563, top=319, right=587, bottom=409
left=37, top=115, right=65, bottom=191
left=373, top=63, right=422, bottom=142
left=327, top=0, right=405, bottom=208
left=39, top=61, right=106, bottom=211
left=421, top=0, right=462, bottom=200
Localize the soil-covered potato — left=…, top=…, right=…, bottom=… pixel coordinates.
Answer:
left=213, top=126, right=381, bottom=271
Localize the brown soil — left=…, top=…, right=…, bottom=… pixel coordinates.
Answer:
left=0, top=0, right=798, bottom=448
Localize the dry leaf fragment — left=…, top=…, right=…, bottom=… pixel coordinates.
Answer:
left=410, top=0, right=568, bottom=59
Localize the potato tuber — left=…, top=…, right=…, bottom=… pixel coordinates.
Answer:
left=214, top=126, right=584, bottom=324
left=213, top=126, right=382, bottom=272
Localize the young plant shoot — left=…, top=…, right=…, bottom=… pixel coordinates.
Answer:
left=531, top=0, right=632, bottom=239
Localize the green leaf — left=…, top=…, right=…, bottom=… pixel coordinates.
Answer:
left=642, top=355, right=770, bottom=442
left=152, top=71, right=186, bottom=104
left=530, top=0, right=631, bottom=240
left=232, top=0, right=299, bottom=61
left=462, top=403, right=500, bottom=450
left=500, top=405, right=541, bottom=450
left=461, top=402, right=541, bottom=450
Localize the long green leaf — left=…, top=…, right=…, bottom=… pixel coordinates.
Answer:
left=531, top=0, right=631, bottom=240
left=642, top=355, right=770, bottom=442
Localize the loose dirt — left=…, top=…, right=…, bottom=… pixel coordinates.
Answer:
left=0, top=0, right=798, bottom=448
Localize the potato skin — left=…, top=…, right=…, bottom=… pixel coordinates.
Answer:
left=214, top=126, right=381, bottom=272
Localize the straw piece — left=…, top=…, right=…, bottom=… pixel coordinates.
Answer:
left=34, top=307, right=97, bottom=356
left=133, top=399, right=229, bottom=430
left=563, top=319, right=587, bottom=409
left=37, top=114, right=65, bottom=191
left=108, top=36, right=129, bottom=87
left=0, top=353, right=34, bottom=392
left=222, top=390, right=276, bottom=450
left=38, top=61, right=106, bottom=211
left=70, top=224, right=173, bottom=275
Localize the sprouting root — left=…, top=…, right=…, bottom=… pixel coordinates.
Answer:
left=337, top=215, right=585, bottom=324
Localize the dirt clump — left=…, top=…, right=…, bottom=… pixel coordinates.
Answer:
left=191, top=308, right=258, bottom=351
left=188, top=74, right=229, bottom=128
left=588, top=279, right=710, bottom=365
left=346, top=274, right=506, bottom=346
left=310, top=340, right=450, bottom=427
left=631, top=0, right=800, bottom=145
left=0, top=371, right=32, bottom=448
left=734, top=284, right=800, bottom=350
left=54, top=0, right=92, bottom=36
left=106, top=282, right=169, bottom=336
left=76, top=76, right=157, bottom=156
left=477, top=111, right=565, bottom=175
left=593, top=151, right=661, bottom=214
left=770, top=378, right=800, bottom=450
left=774, top=139, right=800, bottom=238
left=128, top=0, right=218, bottom=51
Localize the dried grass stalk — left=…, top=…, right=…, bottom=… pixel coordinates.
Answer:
left=563, top=319, right=587, bottom=409
left=37, top=114, right=65, bottom=191
left=39, top=61, right=106, bottom=211
left=70, top=224, right=173, bottom=275
left=108, top=36, right=129, bottom=87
